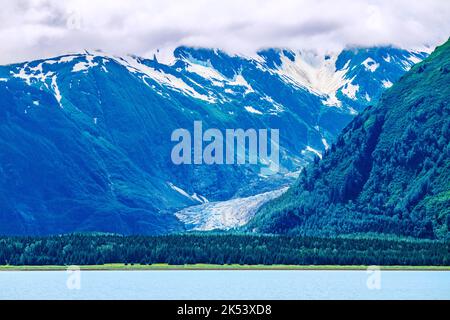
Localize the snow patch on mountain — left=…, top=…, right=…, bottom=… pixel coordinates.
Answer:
left=72, top=54, right=99, bottom=72
left=229, top=73, right=254, bottom=94
left=341, top=80, right=359, bottom=100
left=51, top=75, right=63, bottom=108
left=185, top=60, right=226, bottom=82
left=244, top=106, right=262, bottom=115
left=192, top=193, right=209, bottom=204
left=168, top=182, right=208, bottom=204
left=168, top=182, right=191, bottom=198
left=274, top=51, right=348, bottom=99
left=407, top=54, right=423, bottom=65
left=261, top=95, right=284, bottom=114
left=13, top=63, right=49, bottom=85
left=322, top=94, right=342, bottom=107
left=119, top=55, right=215, bottom=103
left=302, top=146, right=323, bottom=159
left=382, top=79, right=393, bottom=88
left=322, top=138, right=329, bottom=150
left=59, top=55, right=77, bottom=63
left=148, top=47, right=178, bottom=66
left=362, top=57, right=380, bottom=72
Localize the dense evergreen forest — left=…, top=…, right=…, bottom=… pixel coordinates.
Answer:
left=0, top=233, right=448, bottom=266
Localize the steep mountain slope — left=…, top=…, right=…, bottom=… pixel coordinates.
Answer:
left=0, top=46, right=428, bottom=235
left=248, top=41, right=450, bottom=240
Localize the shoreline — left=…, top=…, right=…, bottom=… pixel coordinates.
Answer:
left=1, top=264, right=449, bottom=271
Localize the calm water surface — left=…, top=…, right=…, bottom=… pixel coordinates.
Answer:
left=0, top=270, right=449, bottom=300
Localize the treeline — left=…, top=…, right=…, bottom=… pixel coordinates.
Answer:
left=0, top=233, right=448, bottom=266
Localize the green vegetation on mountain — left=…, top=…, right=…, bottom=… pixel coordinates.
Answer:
left=248, top=40, right=450, bottom=240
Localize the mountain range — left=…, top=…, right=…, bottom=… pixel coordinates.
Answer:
left=0, top=45, right=430, bottom=235
left=248, top=40, right=450, bottom=240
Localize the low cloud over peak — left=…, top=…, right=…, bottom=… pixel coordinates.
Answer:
left=1, top=0, right=449, bottom=64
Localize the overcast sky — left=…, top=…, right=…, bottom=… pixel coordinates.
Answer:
left=1, top=0, right=449, bottom=64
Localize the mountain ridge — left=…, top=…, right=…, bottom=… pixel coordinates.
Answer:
left=248, top=40, right=450, bottom=240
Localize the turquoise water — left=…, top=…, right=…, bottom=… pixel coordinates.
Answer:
left=0, top=270, right=449, bottom=300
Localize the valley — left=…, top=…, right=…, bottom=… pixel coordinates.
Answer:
left=0, top=45, right=431, bottom=235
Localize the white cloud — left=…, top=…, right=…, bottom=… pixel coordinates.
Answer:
left=0, top=0, right=449, bottom=64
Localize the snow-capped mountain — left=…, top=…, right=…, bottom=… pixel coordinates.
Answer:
left=0, top=46, right=429, bottom=234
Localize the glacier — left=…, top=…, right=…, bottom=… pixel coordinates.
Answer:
left=176, top=188, right=288, bottom=231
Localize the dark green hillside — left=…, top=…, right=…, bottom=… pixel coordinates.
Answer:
left=249, top=40, right=450, bottom=240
